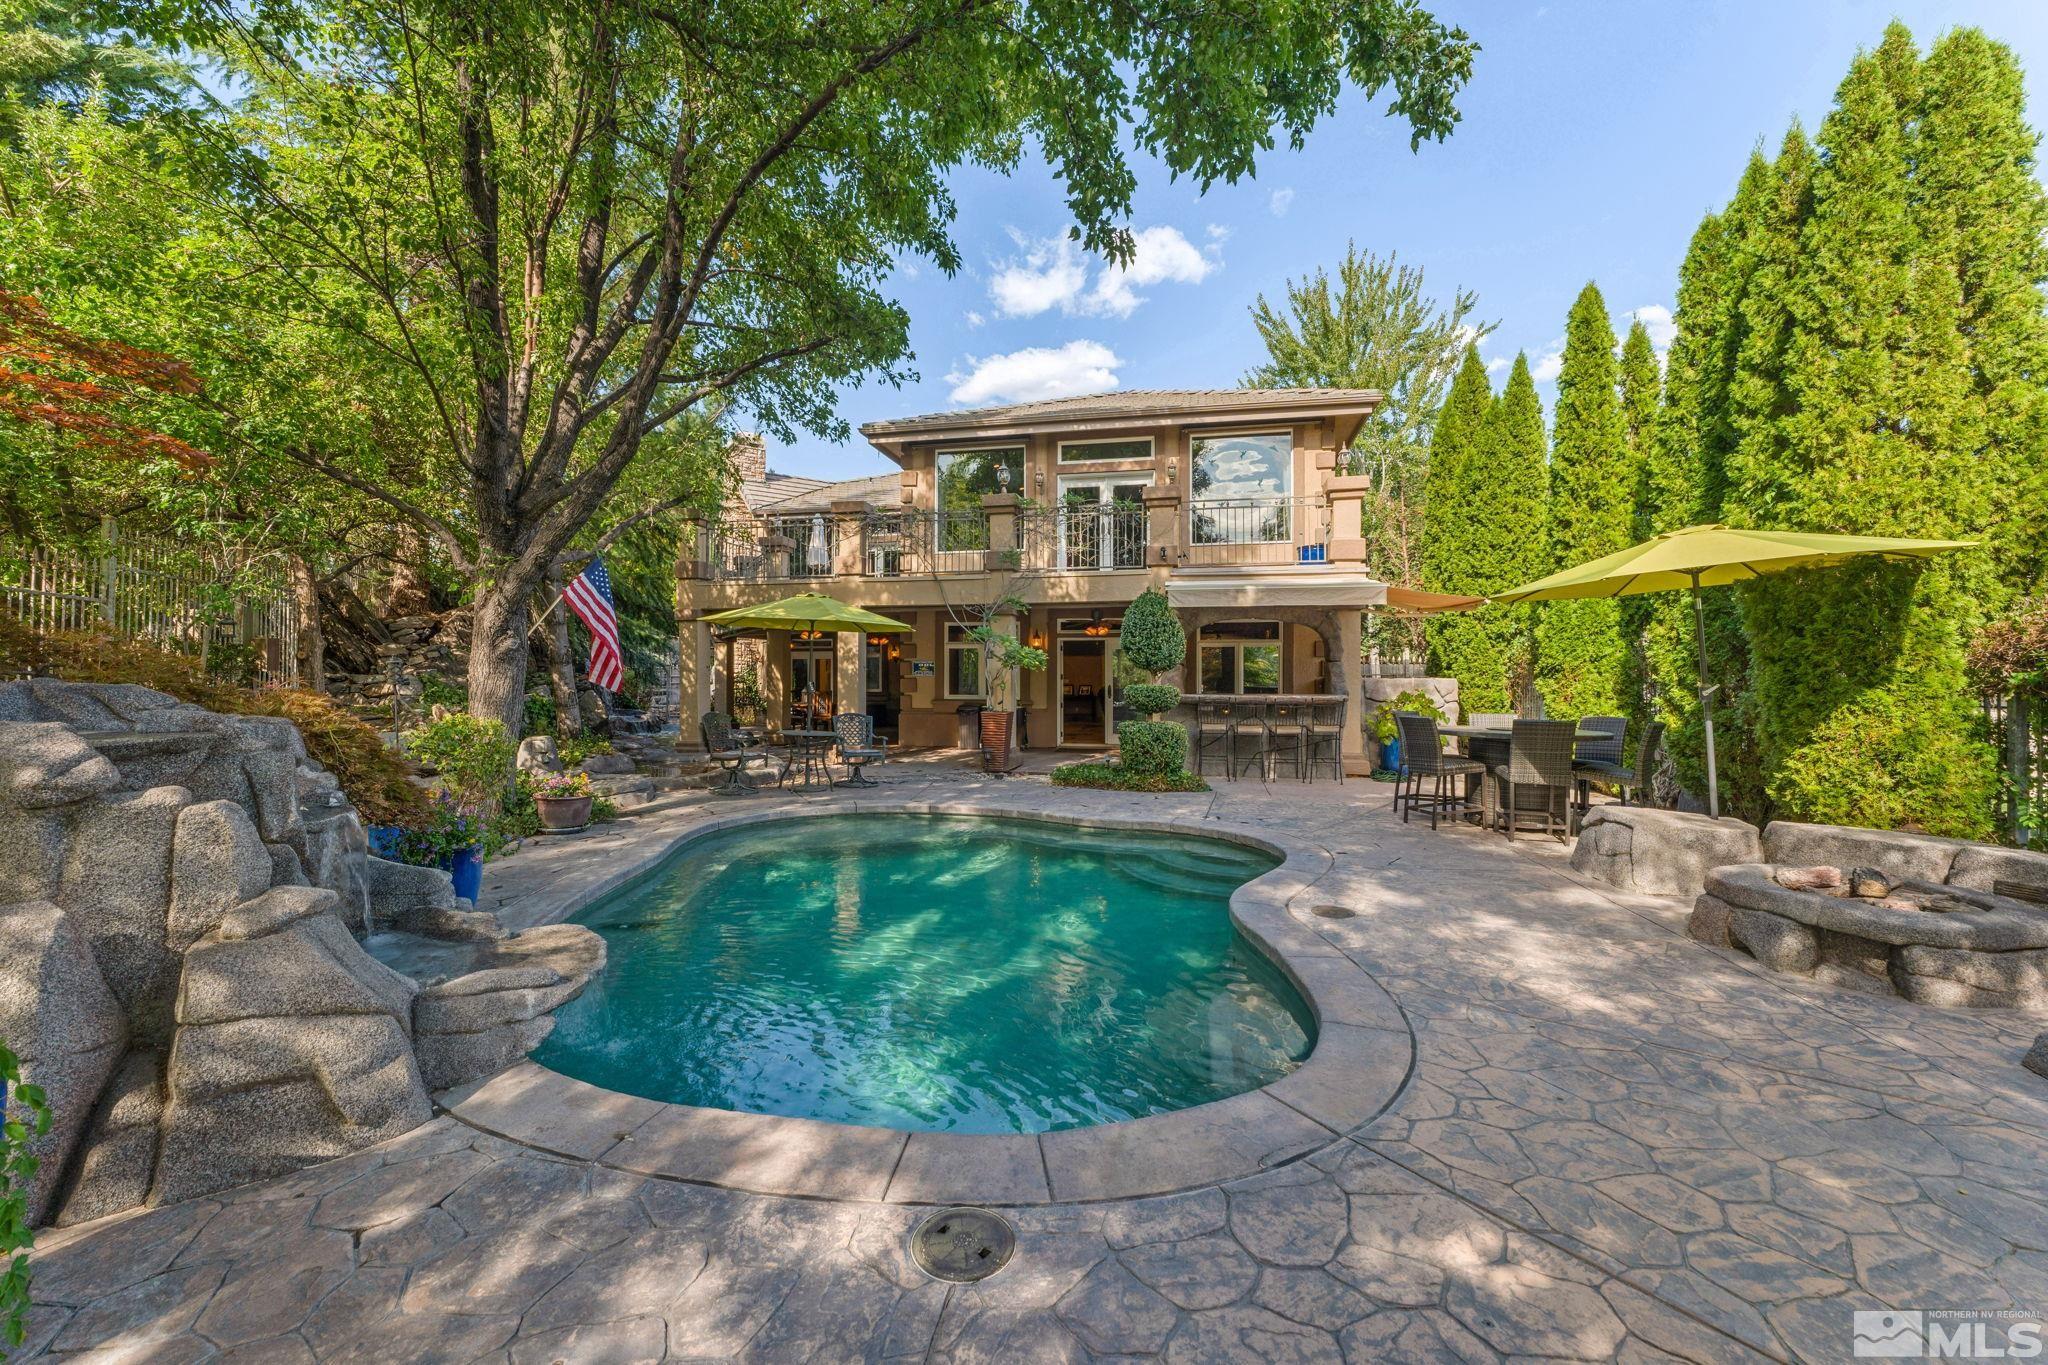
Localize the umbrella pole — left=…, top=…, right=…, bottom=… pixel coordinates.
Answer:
left=1690, top=572, right=1720, bottom=821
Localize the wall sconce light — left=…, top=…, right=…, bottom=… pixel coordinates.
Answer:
left=1166, top=457, right=1179, bottom=483
left=996, top=461, right=1013, bottom=492
left=1034, top=468, right=1045, bottom=494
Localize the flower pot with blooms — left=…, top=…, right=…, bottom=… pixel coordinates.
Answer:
left=390, top=800, right=490, bottom=901
left=529, top=771, right=596, bottom=833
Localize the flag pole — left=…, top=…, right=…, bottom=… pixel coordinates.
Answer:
left=527, top=583, right=572, bottom=641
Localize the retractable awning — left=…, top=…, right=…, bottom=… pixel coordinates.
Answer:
left=1165, top=568, right=1390, bottom=610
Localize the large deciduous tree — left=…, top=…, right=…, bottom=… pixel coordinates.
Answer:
left=113, top=0, right=1475, bottom=733
left=1534, top=282, right=1631, bottom=718
left=1245, top=243, right=1490, bottom=620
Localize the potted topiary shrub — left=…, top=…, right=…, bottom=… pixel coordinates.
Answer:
left=1115, top=587, right=1191, bottom=778
left=966, top=617, right=1047, bottom=772
left=529, top=770, right=596, bottom=833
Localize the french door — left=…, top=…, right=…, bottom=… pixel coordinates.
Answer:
left=1057, top=478, right=1147, bottom=570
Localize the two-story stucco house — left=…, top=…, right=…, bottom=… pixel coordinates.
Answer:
left=678, top=389, right=1455, bottom=773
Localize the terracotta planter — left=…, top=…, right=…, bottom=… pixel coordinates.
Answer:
left=534, top=794, right=593, bottom=833
left=979, top=709, right=1015, bottom=772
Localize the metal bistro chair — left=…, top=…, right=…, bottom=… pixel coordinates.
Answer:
left=831, top=712, right=888, bottom=787
left=1302, top=699, right=1345, bottom=782
left=1194, top=698, right=1238, bottom=778
left=1395, top=713, right=1483, bottom=829
left=1263, top=701, right=1307, bottom=781
left=1569, top=715, right=1626, bottom=814
left=700, top=711, right=762, bottom=797
left=1494, top=719, right=1578, bottom=840
left=1576, top=719, right=1666, bottom=808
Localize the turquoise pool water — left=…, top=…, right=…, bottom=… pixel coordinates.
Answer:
left=531, top=813, right=1314, bottom=1133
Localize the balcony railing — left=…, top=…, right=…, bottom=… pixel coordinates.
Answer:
left=1017, top=503, right=1147, bottom=572
left=1185, top=497, right=1331, bottom=566
left=861, top=510, right=987, bottom=577
left=698, top=515, right=839, bottom=581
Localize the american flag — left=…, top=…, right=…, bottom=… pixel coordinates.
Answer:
left=563, top=555, right=623, bottom=691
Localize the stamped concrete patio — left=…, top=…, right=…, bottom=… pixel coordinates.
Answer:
left=21, top=764, right=2048, bottom=1363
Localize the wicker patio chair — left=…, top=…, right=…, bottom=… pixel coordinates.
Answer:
left=1576, top=719, right=1665, bottom=808
left=831, top=712, right=888, bottom=787
left=1494, top=719, right=1578, bottom=840
left=1455, top=712, right=1518, bottom=758
left=700, top=711, right=762, bottom=797
left=1396, top=713, right=1483, bottom=830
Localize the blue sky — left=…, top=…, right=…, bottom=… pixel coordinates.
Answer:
left=766, top=0, right=2048, bottom=481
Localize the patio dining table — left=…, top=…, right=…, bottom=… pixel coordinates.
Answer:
left=1438, top=723, right=1609, bottom=821
left=775, top=728, right=840, bottom=790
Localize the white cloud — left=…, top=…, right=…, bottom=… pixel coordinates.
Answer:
left=987, top=231, right=1088, bottom=318
left=986, top=225, right=1221, bottom=320
left=946, top=340, right=1123, bottom=406
left=1268, top=188, right=1296, bottom=217
left=1529, top=337, right=1567, bottom=385
left=1623, top=303, right=1677, bottom=356
left=1086, top=226, right=1219, bottom=317
left=965, top=310, right=985, bottom=329
left=1485, top=356, right=1510, bottom=376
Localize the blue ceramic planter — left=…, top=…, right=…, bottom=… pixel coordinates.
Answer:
left=447, top=847, right=483, bottom=902
left=1378, top=734, right=1402, bottom=777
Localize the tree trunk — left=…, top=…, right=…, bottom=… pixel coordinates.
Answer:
left=384, top=523, right=434, bottom=617
left=467, top=578, right=535, bottom=736
left=287, top=555, right=326, bottom=693
left=536, top=570, right=583, bottom=737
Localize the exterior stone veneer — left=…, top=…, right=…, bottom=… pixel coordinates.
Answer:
left=442, top=799, right=1416, bottom=1205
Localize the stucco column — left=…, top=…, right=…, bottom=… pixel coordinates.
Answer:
left=1142, top=486, right=1183, bottom=568
left=679, top=618, right=715, bottom=744
left=763, top=630, right=791, bottom=726
left=678, top=514, right=709, bottom=581
left=761, top=534, right=794, bottom=579
left=831, top=500, right=870, bottom=578
left=1337, top=607, right=1369, bottom=774
left=835, top=630, right=866, bottom=720
left=981, top=492, right=1020, bottom=571
left=1326, top=474, right=1371, bottom=567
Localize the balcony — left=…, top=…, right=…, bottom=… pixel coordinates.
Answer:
left=688, top=487, right=1353, bottom=585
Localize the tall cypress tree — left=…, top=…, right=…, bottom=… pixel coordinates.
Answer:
left=1917, top=27, right=2048, bottom=597
left=1731, top=24, right=1998, bottom=835
left=1534, top=283, right=1631, bottom=718
left=1420, top=346, right=1497, bottom=707
left=1617, top=318, right=1662, bottom=740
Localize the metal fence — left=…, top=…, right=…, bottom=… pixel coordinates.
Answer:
left=1, top=520, right=300, bottom=683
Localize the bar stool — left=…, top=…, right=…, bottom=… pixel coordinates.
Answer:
left=1265, top=701, right=1307, bottom=781
left=1233, top=700, right=1273, bottom=779
left=1302, top=700, right=1344, bottom=782
left=1194, top=698, right=1237, bottom=777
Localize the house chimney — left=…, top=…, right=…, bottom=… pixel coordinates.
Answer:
left=728, top=431, right=768, bottom=485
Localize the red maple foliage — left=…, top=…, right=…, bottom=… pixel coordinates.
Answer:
left=0, top=292, right=211, bottom=469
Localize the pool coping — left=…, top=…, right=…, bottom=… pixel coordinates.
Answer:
left=437, top=798, right=1416, bottom=1205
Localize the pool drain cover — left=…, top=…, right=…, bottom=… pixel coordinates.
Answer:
left=1312, top=904, right=1357, bottom=919
left=911, top=1207, right=1016, bottom=1282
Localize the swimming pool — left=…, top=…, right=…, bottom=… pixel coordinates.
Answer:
left=531, top=813, right=1315, bottom=1133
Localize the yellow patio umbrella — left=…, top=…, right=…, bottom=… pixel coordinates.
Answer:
left=700, top=591, right=912, bottom=635
left=1488, top=525, right=1975, bottom=818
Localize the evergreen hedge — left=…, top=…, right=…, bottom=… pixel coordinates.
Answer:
left=1535, top=283, right=1633, bottom=719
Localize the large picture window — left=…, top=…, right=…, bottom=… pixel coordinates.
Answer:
left=1059, top=437, right=1152, bottom=464
left=935, top=447, right=1023, bottom=551
left=1190, top=432, right=1292, bottom=545
left=945, top=623, right=983, bottom=698
left=1196, top=620, right=1281, bottom=695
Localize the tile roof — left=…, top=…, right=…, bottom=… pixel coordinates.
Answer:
left=859, top=388, right=1384, bottom=437
left=752, top=472, right=903, bottom=511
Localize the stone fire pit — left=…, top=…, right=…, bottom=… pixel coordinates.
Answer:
left=1690, top=862, right=2048, bottom=1008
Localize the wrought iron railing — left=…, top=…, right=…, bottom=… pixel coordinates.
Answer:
left=1185, top=496, right=1330, bottom=566
left=699, top=514, right=842, bottom=580
left=860, top=509, right=986, bottom=577
left=1017, top=503, right=1147, bottom=572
